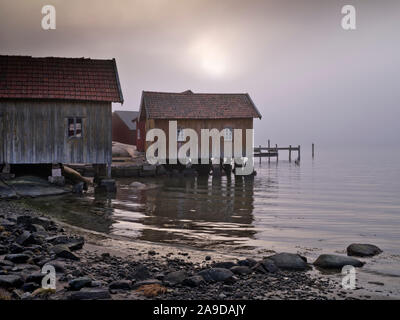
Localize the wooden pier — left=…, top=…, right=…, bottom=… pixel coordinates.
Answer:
left=254, top=140, right=304, bottom=163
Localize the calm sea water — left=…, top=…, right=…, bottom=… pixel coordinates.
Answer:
left=26, top=146, right=400, bottom=287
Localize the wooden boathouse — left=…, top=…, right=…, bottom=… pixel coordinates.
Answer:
left=136, top=90, right=262, bottom=162
left=0, top=55, right=124, bottom=178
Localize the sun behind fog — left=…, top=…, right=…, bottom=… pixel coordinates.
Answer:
left=188, top=36, right=228, bottom=77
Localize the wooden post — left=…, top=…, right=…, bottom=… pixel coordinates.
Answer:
left=289, top=145, right=292, bottom=162
left=298, top=145, right=301, bottom=161
left=312, top=143, right=314, bottom=158
left=268, top=140, right=270, bottom=163
left=276, top=144, right=278, bottom=162
left=259, top=145, right=261, bottom=164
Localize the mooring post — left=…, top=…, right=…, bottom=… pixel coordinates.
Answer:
left=298, top=145, right=301, bottom=161
left=268, top=140, right=270, bottom=163
left=276, top=144, right=278, bottom=162
left=259, top=145, right=261, bottom=164
left=312, top=143, right=314, bottom=158
left=289, top=145, right=292, bottom=162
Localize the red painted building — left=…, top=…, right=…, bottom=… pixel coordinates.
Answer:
left=112, top=111, right=138, bottom=145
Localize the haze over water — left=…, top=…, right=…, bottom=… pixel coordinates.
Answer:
left=27, top=146, right=400, bottom=283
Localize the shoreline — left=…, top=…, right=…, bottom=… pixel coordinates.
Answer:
left=0, top=200, right=389, bottom=300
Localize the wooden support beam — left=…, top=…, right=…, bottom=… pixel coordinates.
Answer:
left=289, top=145, right=292, bottom=162
left=312, top=143, right=314, bottom=158
left=298, top=145, right=301, bottom=161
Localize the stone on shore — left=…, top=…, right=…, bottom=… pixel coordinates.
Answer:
left=5, top=253, right=31, bottom=264
left=0, top=274, right=23, bottom=288
left=314, top=254, right=364, bottom=269
left=163, top=270, right=187, bottom=286
left=230, top=266, right=252, bottom=275
left=67, top=288, right=111, bottom=300
left=198, top=268, right=234, bottom=282
left=108, top=280, right=132, bottom=290
left=51, top=244, right=79, bottom=261
left=26, top=272, right=45, bottom=284
left=69, top=277, right=92, bottom=290
left=183, top=275, right=205, bottom=287
left=261, top=259, right=279, bottom=273
left=132, top=265, right=151, bottom=280
left=346, top=244, right=382, bottom=257
left=212, top=261, right=236, bottom=269
left=266, top=253, right=309, bottom=271
left=16, top=231, right=37, bottom=246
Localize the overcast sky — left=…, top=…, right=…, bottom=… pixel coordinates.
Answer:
left=1, top=0, right=399, bottom=147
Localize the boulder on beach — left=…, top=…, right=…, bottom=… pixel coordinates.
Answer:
left=314, top=254, right=364, bottom=269
left=266, top=253, right=309, bottom=271
left=230, top=266, right=252, bottom=275
left=197, top=268, right=234, bottom=282
left=163, top=270, right=188, bottom=286
left=346, top=243, right=382, bottom=257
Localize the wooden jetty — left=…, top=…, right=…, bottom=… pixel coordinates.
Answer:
left=254, top=140, right=304, bottom=163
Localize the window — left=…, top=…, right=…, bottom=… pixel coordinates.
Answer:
left=68, top=117, right=83, bottom=138
left=224, top=127, right=233, bottom=141
left=177, top=128, right=185, bottom=142
left=137, top=129, right=140, bottom=139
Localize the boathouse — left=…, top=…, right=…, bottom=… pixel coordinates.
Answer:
left=136, top=90, right=262, bottom=162
left=112, top=110, right=138, bottom=145
left=0, top=55, right=124, bottom=178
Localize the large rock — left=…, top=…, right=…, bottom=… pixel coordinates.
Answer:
left=163, top=270, right=187, bottom=286
left=67, top=288, right=111, bottom=300
left=347, top=244, right=382, bottom=257
left=266, top=253, right=309, bottom=271
left=16, top=231, right=37, bottom=246
left=314, top=254, right=364, bottom=269
left=69, top=277, right=92, bottom=290
left=132, top=265, right=150, bottom=281
left=5, top=253, right=31, bottom=264
left=212, top=261, right=236, bottom=269
left=198, top=268, right=234, bottom=282
left=51, top=245, right=79, bottom=261
left=109, top=280, right=132, bottom=290
left=26, top=272, right=45, bottom=284
left=261, top=259, right=279, bottom=273
left=183, top=275, right=205, bottom=287
left=0, top=274, right=23, bottom=288
left=230, top=266, right=252, bottom=275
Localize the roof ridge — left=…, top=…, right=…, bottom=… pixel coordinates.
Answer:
left=142, top=90, right=249, bottom=95
left=0, top=54, right=116, bottom=62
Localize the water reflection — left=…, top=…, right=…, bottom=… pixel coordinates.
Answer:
left=113, top=175, right=260, bottom=248
left=26, top=175, right=270, bottom=250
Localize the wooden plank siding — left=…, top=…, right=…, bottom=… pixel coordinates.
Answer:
left=144, top=118, right=253, bottom=159
left=0, top=100, right=112, bottom=164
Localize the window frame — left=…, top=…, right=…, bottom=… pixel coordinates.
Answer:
left=224, top=127, right=233, bottom=142
left=67, top=117, right=84, bottom=139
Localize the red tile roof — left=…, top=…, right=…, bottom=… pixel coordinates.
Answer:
left=0, top=55, right=123, bottom=103
left=140, top=90, right=262, bottom=119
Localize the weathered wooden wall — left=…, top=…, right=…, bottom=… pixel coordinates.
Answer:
left=0, top=100, right=112, bottom=164
left=144, top=118, right=253, bottom=159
